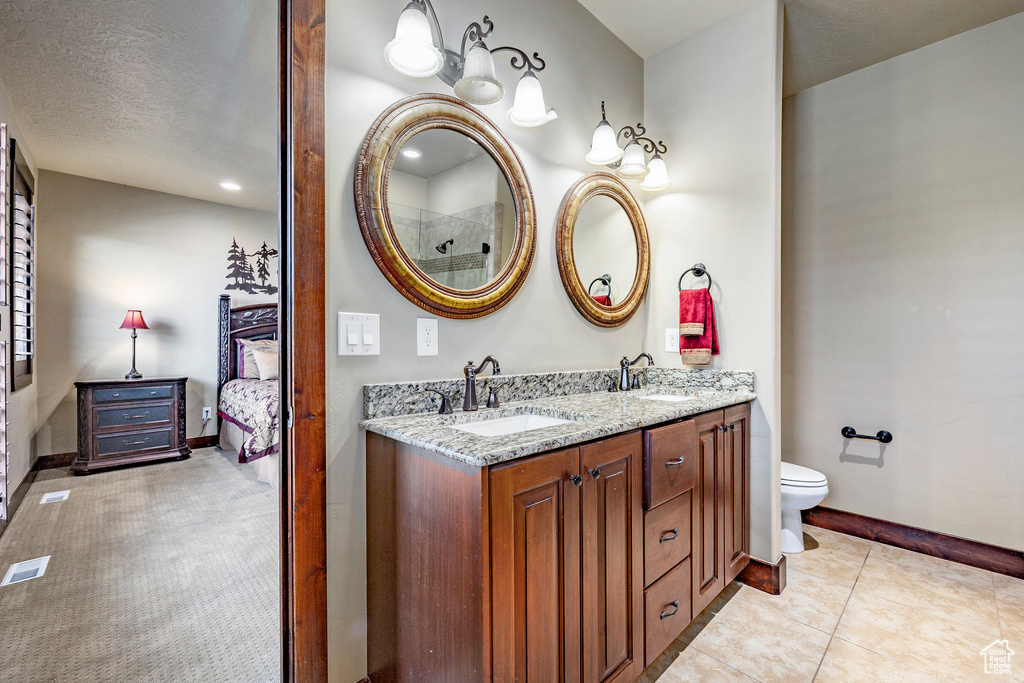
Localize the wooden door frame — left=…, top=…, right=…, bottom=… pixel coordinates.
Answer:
left=280, top=0, right=328, bottom=680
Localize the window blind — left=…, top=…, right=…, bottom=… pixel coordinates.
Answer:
left=12, top=193, right=33, bottom=362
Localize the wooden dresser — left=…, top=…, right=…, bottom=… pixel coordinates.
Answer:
left=71, top=377, right=191, bottom=474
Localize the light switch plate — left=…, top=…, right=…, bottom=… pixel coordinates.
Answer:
left=338, top=313, right=380, bottom=356
left=417, top=318, right=438, bottom=356
left=665, top=328, right=679, bottom=353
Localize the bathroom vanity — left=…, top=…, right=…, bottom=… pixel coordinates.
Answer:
left=363, top=370, right=753, bottom=682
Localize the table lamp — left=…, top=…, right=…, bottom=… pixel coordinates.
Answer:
left=120, top=310, right=149, bottom=379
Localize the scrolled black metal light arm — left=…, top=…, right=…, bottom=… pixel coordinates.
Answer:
left=490, top=45, right=547, bottom=73
left=618, top=123, right=668, bottom=156
left=410, top=0, right=546, bottom=88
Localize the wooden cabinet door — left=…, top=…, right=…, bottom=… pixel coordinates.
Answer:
left=580, top=433, right=643, bottom=683
left=491, top=448, right=582, bottom=683
left=691, top=411, right=725, bottom=616
left=723, top=404, right=751, bottom=584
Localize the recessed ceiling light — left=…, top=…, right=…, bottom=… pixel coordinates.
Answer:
left=220, top=182, right=242, bottom=191
left=401, top=149, right=422, bottom=159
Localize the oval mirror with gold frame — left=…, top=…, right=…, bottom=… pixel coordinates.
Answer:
left=354, top=94, right=536, bottom=319
left=556, top=173, right=650, bottom=327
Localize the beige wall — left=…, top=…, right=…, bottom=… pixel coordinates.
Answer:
left=325, top=0, right=646, bottom=678
left=34, top=171, right=277, bottom=457
left=643, top=0, right=784, bottom=562
left=0, top=76, right=39, bottom=495
left=782, top=13, right=1024, bottom=549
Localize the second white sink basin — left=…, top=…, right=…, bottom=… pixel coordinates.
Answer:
left=639, top=394, right=700, bottom=403
left=451, top=413, right=573, bottom=437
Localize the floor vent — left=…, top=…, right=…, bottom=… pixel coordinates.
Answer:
left=1, top=556, right=50, bottom=587
left=40, top=490, right=70, bottom=504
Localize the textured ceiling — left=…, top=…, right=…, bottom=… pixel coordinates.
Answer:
left=783, top=0, right=1024, bottom=96
left=575, top=0, right=757, bottom=58
left=0, top=0, right=278, bottom=212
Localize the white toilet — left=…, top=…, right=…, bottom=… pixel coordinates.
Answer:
left=780, top=462, right=829, bottom=554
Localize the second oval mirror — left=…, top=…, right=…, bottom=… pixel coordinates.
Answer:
left=556, top=173, right=650, bottom=327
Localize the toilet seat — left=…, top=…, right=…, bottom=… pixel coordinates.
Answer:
left=781, top=462, right=827, bottom=488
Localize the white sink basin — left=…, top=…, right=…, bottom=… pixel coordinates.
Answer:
left=638, top=394, right=700, bottom=403
left=450, top=413, right=573, bottom=437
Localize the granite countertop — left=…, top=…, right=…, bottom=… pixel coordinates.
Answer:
left=361, top=386, right=756, bottom=467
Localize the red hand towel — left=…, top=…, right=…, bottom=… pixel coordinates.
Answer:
left=592, top=295, right=612, bottom=306
left=679, top=289, right=720, bottom=365
left=678, top=289, right=705, bottom=336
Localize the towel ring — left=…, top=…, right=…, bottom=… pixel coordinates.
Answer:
left=678, top=263, right=712, bottom=292
left=588, top=274, right=612, bottom=296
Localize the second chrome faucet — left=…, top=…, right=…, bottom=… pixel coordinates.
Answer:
left=463, top=356, right=501, bottom=411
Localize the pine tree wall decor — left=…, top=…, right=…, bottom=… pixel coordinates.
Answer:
left=225, top=238, right=278, bottom=295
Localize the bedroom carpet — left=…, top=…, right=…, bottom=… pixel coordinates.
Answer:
left=0, top=447, right=280, bottom=683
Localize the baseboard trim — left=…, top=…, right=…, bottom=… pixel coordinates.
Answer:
left=804, top=506, right=1024, bottom=580
left=186, top=435, right=219, bottom=450
left=33, top=451, right=75, bottom=471
left=736, top=554, right=787, bottom=595
left=34, top=436, right=218, bottom=473
left=0, top=469, right=38, bottom=539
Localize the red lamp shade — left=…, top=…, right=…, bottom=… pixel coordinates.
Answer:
left=119, top=310, right=149, bottom=330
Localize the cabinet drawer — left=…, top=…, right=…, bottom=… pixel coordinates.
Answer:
left=94, top=385, right=173, bottom=404
left=95, top=404, right=172, bottom=430
left=644, top=491, right=691, bottom=588
left=644, top=558, right=692, bottom=666
left=644, top=420, right=696, bottom=509
left=95, top=428, right=173, bottom=458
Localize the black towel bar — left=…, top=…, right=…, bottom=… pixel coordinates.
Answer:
left=678, top=263, right=712, bottom=292
left=589, top=274, right=612, bottom=296
left=841, top=426, right=893, bottom=444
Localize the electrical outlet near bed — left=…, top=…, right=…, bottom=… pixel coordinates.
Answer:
left=202, top=407, right=212, bottom=421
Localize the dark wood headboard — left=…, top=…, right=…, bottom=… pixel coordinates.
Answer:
left=218, top=294, right=279, bottom=394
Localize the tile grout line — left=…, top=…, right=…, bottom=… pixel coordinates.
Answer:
left=810, top=536, right=872, bottom=681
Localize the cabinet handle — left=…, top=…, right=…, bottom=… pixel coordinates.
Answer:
left=588, top=467, right=601, bottom=479
left=659, top=528, right=679, bottom=543
left=660, top=601, right=680, bottom=619
left=123, top=413, right=148, bottom=419
left=569, top=474, right=583, bottom=487
left=720, top=425, right=728, bottom=433
left=729, top=424, right=735, bottom=431
left=112, top=393, right=120, bottom=398
left=665, top=458, right=684, bottom=467
left=150, top=391, right=157, bottom=395
left=124, top=440, right=147, bottom=446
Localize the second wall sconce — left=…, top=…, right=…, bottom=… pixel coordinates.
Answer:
left=586, top=102, right=671, bottom=192
left=384, top=0, right=557, bottom=127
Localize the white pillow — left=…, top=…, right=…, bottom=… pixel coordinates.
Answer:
left=252, top=346, right=279, bottom=382
left=238, top=338, right=278, bottom=379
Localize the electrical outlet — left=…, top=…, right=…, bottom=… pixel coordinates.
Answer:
left=665, top=328, right=679, bottom=353
left=417, top=318, right=438, bottom=356
left=202, top=407, right=212, bottom=421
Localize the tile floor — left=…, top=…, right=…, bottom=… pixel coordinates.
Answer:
left=639, top=524, right=1024, bottom=682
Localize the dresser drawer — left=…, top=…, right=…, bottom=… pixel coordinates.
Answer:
left=644, top=557, right=692, bottom=666
left=94, top=384, right=173, bottom=404
left=644, top=420, right=696, bottom=509
left=95, top=404, right=172, bottom=430
left=95, top=428, right=173, bottom=458
left=644, top=491, right=691, bottom=588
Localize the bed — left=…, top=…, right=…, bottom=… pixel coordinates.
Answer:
left=217, top=294, right=280, bottom=487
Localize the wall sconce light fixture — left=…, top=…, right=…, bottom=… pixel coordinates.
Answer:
left=586, top=102, right=671, bottom=192
left=385, top=0, right=557, bottom=127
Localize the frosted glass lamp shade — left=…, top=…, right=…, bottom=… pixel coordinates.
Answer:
left=585, top=120, right=623, bottom=166
left=454, top=41, right=504, bottom=105
left=616, top=141, right=649, bottom=179
left=640, top=153, right=671, bottom=191
left=384, top=2, right=444, bottom=78
left=506, top=71, right=558, bottom=127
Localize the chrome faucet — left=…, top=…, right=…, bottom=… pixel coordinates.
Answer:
left=463, top=356, right=501, bottom=411
left=619, top=353, right=654, bottom=391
